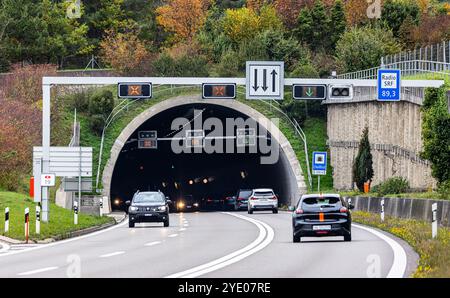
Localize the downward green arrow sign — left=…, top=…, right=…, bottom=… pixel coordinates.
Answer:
left=306, top=87, right=313, bottom=97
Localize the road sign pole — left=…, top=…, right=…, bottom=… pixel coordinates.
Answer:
left=42, top=84, right=51, bottom=222
left=318, top=176, right=320, bottom=192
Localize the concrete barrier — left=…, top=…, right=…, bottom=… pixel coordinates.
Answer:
left=345, top=196, right=450, bottom=227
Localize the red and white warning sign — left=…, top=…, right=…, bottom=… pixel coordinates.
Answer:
left=41, top=174, right=56, bottom=187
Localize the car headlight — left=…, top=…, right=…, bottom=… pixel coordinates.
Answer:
left=193, top=203, right=199, bottom=207
left=157, top=205, right=166, bottom=211
left=177, top=202, right=185, bottom=208
left=129, top=206, right=139, bottom=212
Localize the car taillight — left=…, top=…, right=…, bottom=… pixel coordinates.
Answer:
left=295, top=209, right=304, bottom=214
left=250, top=197, right=257, bottom=200
left=340, top=207, right=348, bottom=213
left=271, top=195, right=278, bottom=200
left=238, top=197, right=244, bottom=201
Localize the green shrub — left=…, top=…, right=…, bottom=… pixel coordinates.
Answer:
left=154, top=53, right=209, bottom=77
left=290, top=63, right=319, bottom=78
left=88, top=89, right=114, bottom=117
left=374, top=177, right=410, bottom=196
left=216, top=48, right=241, bottom=77
left=90, top=114, right=105, bottom=136
left=438, top=180, right=450, bottom=200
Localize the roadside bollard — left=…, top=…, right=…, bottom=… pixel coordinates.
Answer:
left=432, top=203, right=438, bottom=239
left=25, top=207, right=30, bottom=243
left=4, top=207, right=9, bottom=233
left=99, top=197, right=104, bottom=217
left=380, top=199, right=385, bottom=222
left=347, top=198, right=352, bottom=207
left=36, top=205, right=41, bottom=234
left=74, top=201, right=78, bottom=225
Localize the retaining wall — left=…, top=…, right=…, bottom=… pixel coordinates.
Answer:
left=345, top=196, right=450, bottom=227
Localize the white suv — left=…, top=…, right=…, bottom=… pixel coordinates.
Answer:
left=248, top=188, right=278, bottom=214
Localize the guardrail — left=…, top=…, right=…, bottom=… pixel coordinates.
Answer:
left=338, top=60, right=450, bottom=80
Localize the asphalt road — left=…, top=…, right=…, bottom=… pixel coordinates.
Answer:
left=0, top=211, right=416, bottom=278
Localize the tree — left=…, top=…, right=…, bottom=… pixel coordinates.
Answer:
left=329, top=0, right=346, bottom=50
left=100, top=29, right=150, bottom=75
left=352, top=126, right=374, bottom=192
left=381, top=0, right=420, bottom=37
left=295, top=0, right=335, bottom=51
left=335, top=26, right=401, bottom=73
left=222, top=5, right=283, bottom=45
left=0, top=64, right=57, bottom=191
left=421, top=86, right=450, bottom=184
left=274, top=0, right=313, bottom=29
left=409, top=14, right=450, bottom=46
left=156, top=0, right=210, bottom=43
left=344, top=0, right=369, bottom=27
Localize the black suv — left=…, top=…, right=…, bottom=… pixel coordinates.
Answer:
left=126, top=191, right=171, bottom=228
left=291, top=194, right=354, bottom=242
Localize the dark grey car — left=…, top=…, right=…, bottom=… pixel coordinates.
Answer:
left=126, top=191, right=170, bottom=228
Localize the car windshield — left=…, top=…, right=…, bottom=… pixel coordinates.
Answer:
left=134, top=193, right=164, bottom=203
left=301, top=197, right=341, bottom=208
left=254, top=191, right=274, bottom=196
left=238, top=190, right=252, bottom=198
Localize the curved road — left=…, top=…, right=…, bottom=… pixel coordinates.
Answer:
left=0, top=211, right=417, bottom=278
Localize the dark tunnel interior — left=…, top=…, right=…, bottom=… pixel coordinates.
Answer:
left=110, top=103, right=295, bottom=211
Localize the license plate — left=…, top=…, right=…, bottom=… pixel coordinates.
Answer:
left=313, top=225, right=331, bottom=231
left=144, top=214, right=153, bottom=217
left=187, top=206, right=192, bottom=208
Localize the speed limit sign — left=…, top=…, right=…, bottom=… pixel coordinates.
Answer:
left=41, top=174, right=56, bottom=187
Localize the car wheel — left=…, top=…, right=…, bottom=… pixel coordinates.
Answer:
left=344, top=233, right=352, bottom=242
left=272, top=208, right=278, bottom=214
left=163, top=218, right=170, bottom=227
left=248, top=208, right=253, bottom=214
left=293, top=234, right=300, bottom=243
left=129, top=220, right=135, bottom=228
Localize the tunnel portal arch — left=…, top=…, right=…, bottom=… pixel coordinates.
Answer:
left=101, top=94, right=307, bottom=212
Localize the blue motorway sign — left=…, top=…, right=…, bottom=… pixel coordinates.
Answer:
left=312, top=151, right=327, bottom=176
left=377, top=69, right=401, bottom=101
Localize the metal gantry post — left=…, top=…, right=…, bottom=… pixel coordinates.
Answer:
left=42, top=84, right=51, bottom=222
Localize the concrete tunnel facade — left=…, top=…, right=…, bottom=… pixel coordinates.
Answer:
left=101, top=94, right=307, bottom=213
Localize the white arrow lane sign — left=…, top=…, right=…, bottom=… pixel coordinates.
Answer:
left=246, top=61, right=284, bottom=100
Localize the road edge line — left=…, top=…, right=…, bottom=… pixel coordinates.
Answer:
left=352, top=223, right=407, bottom=278
left=0, top=217, right=128, bottom=258
left=165, top=212, right=274, bottom=278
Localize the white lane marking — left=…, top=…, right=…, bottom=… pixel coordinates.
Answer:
left=352, top=223, right=407, bottom=278
left=145, top=241, right=162, bottom=247
left=179, top=228, right=186, bottom=231
left=165, top=212, right=274, bottom=278
left=168, top=234, right=178, bottom=238
left=17, top=266, right=58, bottom=276
left=0, top=218, right=128, bottom=258
left=99, top=251, right=125, bottom=258
left=0, top=242, right=10, bottom=253
left=183, top=224, right=189, bottom=227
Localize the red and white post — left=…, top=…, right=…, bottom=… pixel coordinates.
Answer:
left=24, top=207, right=30, bottom=243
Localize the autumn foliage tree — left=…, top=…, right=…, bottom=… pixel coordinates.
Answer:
left=156, top=0, right=210, bottom=43
left=0, top=64, right=57, bottom=191
left=100, top=29, right=151, bottom=75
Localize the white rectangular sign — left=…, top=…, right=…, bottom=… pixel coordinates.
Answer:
left=33, top=147, right=93, bottom=177
left=41, top=174, right=56, bottom=187
left=246, top=61, right=284, bottom=100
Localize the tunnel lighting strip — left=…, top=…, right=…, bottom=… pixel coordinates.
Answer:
left=156, top=135, right=269, bottom=141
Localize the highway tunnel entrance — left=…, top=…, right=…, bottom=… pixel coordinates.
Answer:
left=103, top=95, right=306, bottom=212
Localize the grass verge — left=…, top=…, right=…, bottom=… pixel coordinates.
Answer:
left=340, top=191, right=449, bottom=200
left=353, top=211, right=450, bottom=277
left=0, top=191, right=113, bottom=241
